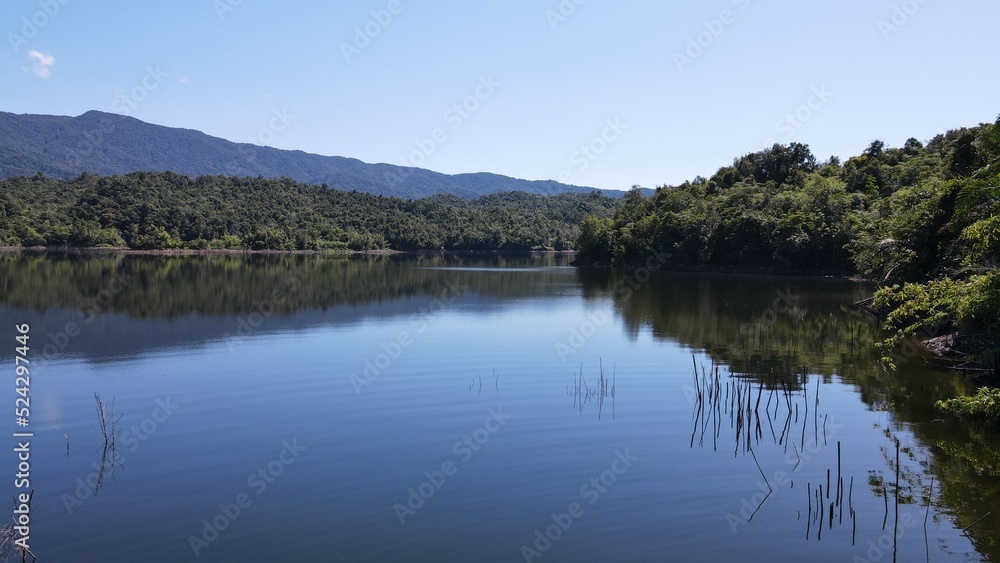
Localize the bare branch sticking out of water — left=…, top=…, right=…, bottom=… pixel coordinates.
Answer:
left=94, top=394, right=124, bottom=490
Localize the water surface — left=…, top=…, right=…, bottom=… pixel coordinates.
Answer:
left=0, top=252, right=996, bottom=562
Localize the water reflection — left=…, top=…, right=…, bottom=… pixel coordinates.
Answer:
left=567, top=362, right=616, bottom=419
left=0, top=251, right=997, bottom=559
left=575, top=266, right=884, bottom=377
left=688, top=359, right=862, bottom=544
left=0, top=251, right=576, bottom=318
left=0, top=251, right=579, bottom=362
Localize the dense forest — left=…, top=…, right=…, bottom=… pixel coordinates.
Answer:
left=0, top=172, right=619, bottom=251
left=577, top=116, right=1000, bottom=367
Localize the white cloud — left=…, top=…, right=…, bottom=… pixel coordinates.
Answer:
left=25, top=50, right=55, bottom=78
left=179, top=75, right=192, bottom=84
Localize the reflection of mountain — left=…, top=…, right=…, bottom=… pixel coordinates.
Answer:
left=0, top=252, right=579, bottom=362
left=1, top=251, right=884, bottom=377
left=2, top=252, right=998, bottom=558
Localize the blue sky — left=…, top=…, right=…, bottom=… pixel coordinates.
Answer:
left=3, top=0, right=998, bottom=191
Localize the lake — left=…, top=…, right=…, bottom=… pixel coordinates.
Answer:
left=0, top=251, right=996, bottom=562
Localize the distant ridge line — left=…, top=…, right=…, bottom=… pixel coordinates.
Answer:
left=0, top=110, right=644, bottom=199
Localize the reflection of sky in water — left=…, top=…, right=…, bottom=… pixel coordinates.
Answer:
left=0, top=254, right=991, bottom=562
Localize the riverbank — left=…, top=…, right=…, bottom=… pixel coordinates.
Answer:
left=578, top=258, right=997, bottom=378
left=923, top=332, right=999, bottom=382
left=570, top=256, right=858, bottom=279
left=854, top=296, right=998, bottom=381
left=0, top=246, right=401, bottom=256
left=0, top=246, right=579, bottom=257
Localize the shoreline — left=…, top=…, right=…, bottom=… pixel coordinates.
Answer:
left=853, top=298, right=998, bottom=381
left=923, top=332, right=998, bottom=382
left=570, top=257, right=864, bottom=281
left=0, top=246, right=403, bottom=256
left=5, top=245, right=991, bottom=377
left=0, top=246, right=580, bottom=257
left=1, top=246, right=862, bottom=279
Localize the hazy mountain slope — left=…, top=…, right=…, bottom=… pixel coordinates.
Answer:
left=0, top=110, right=618, bottom=199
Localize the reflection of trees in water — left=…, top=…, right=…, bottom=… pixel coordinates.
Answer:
left=0, top=251, right=574, bottom=318
left=3, top=252, right=998, bottom=558
left=844, top=359, right=1000, bottom=558
left=577, top=267, right=883, bottom=380
left=584, top=267, right=999, bottom=560
left=690, top=358, right=859, bottom=541
left=689, top=360, right=823, bottom=454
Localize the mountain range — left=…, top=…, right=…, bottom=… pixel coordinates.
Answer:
left=0, top=110, right=632, bottom=199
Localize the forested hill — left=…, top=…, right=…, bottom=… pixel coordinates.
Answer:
left=0, top=172, right=619, bottom=251
left=577, top=117, right=999, bottom=276
left=576, top=116, right=1000, bottom=365
left=0, top=110, right=616, bottom=199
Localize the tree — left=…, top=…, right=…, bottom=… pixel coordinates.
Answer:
left=576, top=216, right=614, bottom=261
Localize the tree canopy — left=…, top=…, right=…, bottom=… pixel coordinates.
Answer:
left=576, top=117, right=1000, bottom=363
left=0, top=172, right=619, bottom=252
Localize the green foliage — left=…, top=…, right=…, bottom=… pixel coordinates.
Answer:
left=872, top=274, right=999, bottom=350
left=857, top=119, right=1000, bottom=363
left=962, top=215, right=1000, bottom=264
left=0, top=173, right=619, bottom=252
left=848, top=178, right=958, bottom=282
left=576, top=216, right=614, bottom=261
left=936, top=387, right=1000, bottom=422
left=955, top=179, right=1000, bottom=265
left=576, top=117, right=1000, bottom=366
left=577, top=144, right=857, bottom=270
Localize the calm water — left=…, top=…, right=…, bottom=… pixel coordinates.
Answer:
left=0, top=252, right=997, bottom=562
